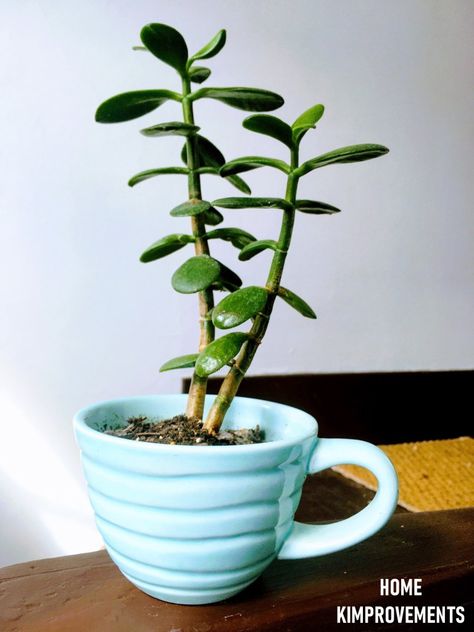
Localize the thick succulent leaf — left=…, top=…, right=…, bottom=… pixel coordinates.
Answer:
left=181, top=135, right=225, bottom=168
left=239, top=239, right=277, bottom=261
left=132, top=46, right=147, bottom=51
left=195, top=333, right=248, bottom=377
left=215, top=263, right=242, bottom=292
left=220, top=156, right=290, bottom=176
left=140, top=23, right=188, bottom=75
left=296, top=200, right=341, bottom=214
left=278, top=287, right=317, bottom=319
left=225, top=174, right=251, bottom=194
left=190, top=29, right=226, bottom=62
left=159, top=353, right=198, bottom=372
left=140, top=234, right=194, bottom=263
left=140, top=121, right=199, bottom=137
left=243, top=114, right=293, bottom=148
left=296, top=144, right=389, bottom=176
left=203, top=207, right=224, bottom=225
left=213, top=196, right=292, bottom=211
left=212, top=286, right=268, bottom=329
left=128, top=167, right=189, bottom=187
left=205, top=227, right=256, bottom=249
left=292, top=104, right=325, bottom=143
left=189, top=66, right=211, bottom=83
left=192, top=87, right=284, bottom=112
left=171, top=255, right=221, bottom=293
left=96, top=90, right=180, bottom=123
left=170, top=199, right=211, bottom=217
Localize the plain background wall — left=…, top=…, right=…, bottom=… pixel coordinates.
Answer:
left=0, top=0, right=473, bottom=566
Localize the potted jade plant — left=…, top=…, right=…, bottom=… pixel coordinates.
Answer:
left=74, top=23, right=398, bottom=605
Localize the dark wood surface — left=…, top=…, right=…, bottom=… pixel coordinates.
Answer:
left=185, top=371, right=474, bottom=444
left=1, top=471, right=472, bottom=631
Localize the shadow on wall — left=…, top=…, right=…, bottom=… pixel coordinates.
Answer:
left=0, top=396, right=102, bottom=567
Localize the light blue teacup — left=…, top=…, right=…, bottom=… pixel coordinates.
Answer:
left=74, top=394, right=398, bottom=605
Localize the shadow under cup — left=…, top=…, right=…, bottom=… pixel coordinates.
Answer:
left=73, top=394, right=318, bottom=604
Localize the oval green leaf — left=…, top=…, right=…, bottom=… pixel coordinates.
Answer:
left=140, top=234, right=194, bottom=263
left=296, top=144, right=389, bottom=176
left=239, top=239, right=277, bottom=261
left=140, top=121, right=199, bottom=137
left=95, top=90, right=180, bottom=123
left=128, top=167, right=189, bottom=187
left=192, top=87, right=284, bottom=112
left=160, top=353, right=198, bottom=372
left=195, top=333, right=248, bottom=377
left=292, top=104, right=325, bottom=143
left=140, top=23, right=188, bottom=75
left=225, top=174, right=251, bottom=195
left=243, top=114, right=293, bottom=148
left=190, top=29, right=226, bottom=62
left=212, top=286, right=268, bottom=329
left=181, top=135, right=225, bottom=168
left=205, top=227, right=256, bottom=249
left=278, top=286, right=317, bottom=319
left=215, top=263, right=242, bottom=292
left=172, top=255, right=221, bottom=294
left=296, top=200, right=341, bottom=214
left=203, top=207, right=224, bottom=225
left=213, top=196, right=292, bottom=211
left=189, top=66, right=211, bottom=84
left=219, top=156, right=290, bottom=176
left=170, top=199, right=211, bottom=217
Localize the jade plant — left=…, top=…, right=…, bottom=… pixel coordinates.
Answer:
left=96, top=22, right=388, bottom=435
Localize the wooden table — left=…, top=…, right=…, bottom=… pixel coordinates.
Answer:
left=1, top=471, right=472, bottom=631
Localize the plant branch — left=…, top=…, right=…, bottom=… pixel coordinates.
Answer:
left=203, top=148, right=300, bottom=433
left=181, top=76, right=215, bottom=419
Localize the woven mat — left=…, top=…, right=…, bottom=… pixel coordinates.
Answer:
left=333, top=436, right=474, bottom=512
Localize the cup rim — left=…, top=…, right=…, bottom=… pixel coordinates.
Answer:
left=73, top=393, right=318, bottom=454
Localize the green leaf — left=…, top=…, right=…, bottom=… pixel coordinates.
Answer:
left=243, top=114, right=293, bottom=148
left=239, top=239, right=277, bottom=261
left=140, top=23, right=188, bottom=75
left=212, top=286, right=268, bottom=329
left=220, top=156, right=290, bottom=176
left=189, top=66, right=211, bottom=84
left=296, top=144, right=390, bottom=176
left=140, top=121, right=199, bottom=137
left=172, top=255, right=221, bottom=294
left=213, top=196, right=292, bottom=211
left=160, top=353, right=198, bottom=372
left=95, top=90, right=181, bottom=123
left=140, top=234, right=194, bottom=263
left=132, top=46, right=147, bottom=51
left=195, top=333, right=248, bottom=377
left=278, top=287, right=316, bottom=319
left=205, top=227, right=256, bottom=249
left=128, top=167, right=189, bottom=187
left=181, top=135, right=225, bottom=168
left=190, top=29, right=226, bottom=62
left=191, top=87, right=284, bottom=112
left=292, top=104, right=325, bottom=143
left=225, top=174, right=251, bottom=194
left=216, top=263, right=242, bottom=291
left=296, top=200, right=341, bottom=215
left=170, top=199, right=211, bottom=217
left=203, top=207, right=224, bottom=225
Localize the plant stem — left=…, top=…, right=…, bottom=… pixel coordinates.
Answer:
left=181, top=76, right=215, bottom=419
left=203, top=148, right=300, bottom=433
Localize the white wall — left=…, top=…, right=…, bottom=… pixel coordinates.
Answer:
left=1, top=0, right=473, bottom=565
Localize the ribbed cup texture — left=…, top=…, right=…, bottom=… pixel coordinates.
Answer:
left=74, top=395, right=317, bottom=604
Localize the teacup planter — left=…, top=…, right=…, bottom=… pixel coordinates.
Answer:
left=76, top=22, right=397, bottom=605
left=74, top=395, right=397, bottom=605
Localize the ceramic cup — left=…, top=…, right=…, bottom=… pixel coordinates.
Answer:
left=74, top=394, right=398, bottom=605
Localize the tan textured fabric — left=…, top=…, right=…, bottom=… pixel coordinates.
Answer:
left=334, top=437, right=474, bottom=512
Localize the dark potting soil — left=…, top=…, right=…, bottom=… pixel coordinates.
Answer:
left=105, top=415, right=264, bottom=446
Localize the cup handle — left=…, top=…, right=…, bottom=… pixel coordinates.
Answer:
left=278, top=438, right=398, bottom=559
